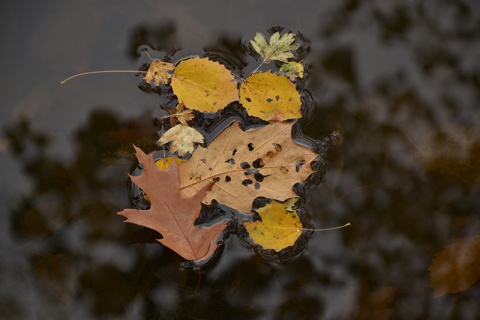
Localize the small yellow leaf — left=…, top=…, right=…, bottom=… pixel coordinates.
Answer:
left=279, top=61, right=304, bottom=80
left=171, top=57, right=239, bottom=112
left=158, top=124, right=204, bottom=157
left=243, top=199, right=302, bottom=252
left=155, top=157, right=183, bottom=170
left=429, top=236, right=480, bottom=297
left=240, top=72, right=302, bottom=121
left=144, top=60, right=175, bottom=86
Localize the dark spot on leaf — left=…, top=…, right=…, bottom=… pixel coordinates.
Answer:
left=213, top=177, right=220, bottom=182
left=201, top=158, right=206, bottom=164
left=254, top=173, right=264, bottom=182
left=273, top=143, right=282, bottom=152
left=266, top=151, right=274, bottom=158
left=213, top=101, right=217, bottom=105
left=275, top=95, right=280, bottom=101
left=225, top=158, right=235, bottom=164
left=244, top=169, right=258, bottom=175
left=252, top=158, right=265, bottom=168
left=254, top=183, right=261, bottom=189
left=240, top=162, right=250, bottom=169
left=242, top=179, right=253, bottom=186
left=266, top=98, right=273, bottom=103
left=248, top=143, right=254, bottom=151
left=246, top=97, right=251, bottom=102
left=225, top=175, right=231, bottom=182
left=208, top=167, right=213, bottom=171
left=296, top=160, right=306, bottom=172
left=232, top=149, right=237, bottom=156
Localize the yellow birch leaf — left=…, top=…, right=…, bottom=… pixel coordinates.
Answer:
left=171, top=57, right=239, bottom=112
left=144, top=60, right=175, bottom=86
left=178, top=121, right=317, bottom=213
left=243, top=199, right=302, bottom=252
left=158, top=124, right=204, bottom=157
left=240, top=72, right=302, bottom=121
left=429, top=236, right=480, bottom=297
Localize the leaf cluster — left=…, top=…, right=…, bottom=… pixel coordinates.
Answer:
left=117, top=30, right=334, bottom=262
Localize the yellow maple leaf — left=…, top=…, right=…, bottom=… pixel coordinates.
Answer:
left=144, top=60, right=175, bottom=86
left=171, top=57, right=239, bottom=112
left=239, top=72, right=302, bottom=121
left=158, top=124, right=204, bottom=157
left=243, top=199, right=302, bottom=252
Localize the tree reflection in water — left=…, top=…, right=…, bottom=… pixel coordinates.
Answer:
left=1, top=0, right=480, bottom=319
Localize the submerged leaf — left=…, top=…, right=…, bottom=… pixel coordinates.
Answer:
left=240, top=72, right=302, bottom=121
left=158, top=124, right=204, bottom=157
left=171, top=57, right=239, bottom=112
left=250, top=32, right=298, bottom=63
left=144, top=60, right=175, bottom=86
left=244, top=199, right=302, bottom=252
left=429, top=236, right=480, bottom=297
left=178, top=121, right=317, bottom=213
left=118, top=146, right=228, bottom=261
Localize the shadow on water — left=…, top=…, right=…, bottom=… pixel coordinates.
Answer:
left=1, top=0, right=480, bottom=319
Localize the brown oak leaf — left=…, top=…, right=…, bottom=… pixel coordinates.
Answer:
left=118, top=146, right=228, bottom=261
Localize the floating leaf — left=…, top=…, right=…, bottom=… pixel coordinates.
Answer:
left=250, top=32, right=298, bottom=63
left=178, top=121, right=317, bottom=213
left=158, top=124, right=204, bottom=157
left=280, top=61, right=304, bottom=80
left=144, top=60, right=175, bottom=86
left=429, top=236, right=480, bottom=297
left=240, top=72, right=302, bottom=121
left=354, top=284, right=396, bottom=320
left=118, top=146, right=228, bottom=261
left=171, top=57, right=239, bottom=112
left=244, top=199, right=302, bottom=252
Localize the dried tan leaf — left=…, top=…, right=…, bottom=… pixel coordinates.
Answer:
left=158, top=124, right=204, bottom=157
left=144, top=60, right=175, bottom=86
left=178, top=121, right=317, bottom=213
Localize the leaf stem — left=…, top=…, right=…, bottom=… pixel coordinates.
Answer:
left=300, top=222, right=351, bottom=232
left=60, top=70, right=147, bottom=84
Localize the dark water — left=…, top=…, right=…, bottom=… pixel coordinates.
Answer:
left=1, top=0, right=480, bottom=319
